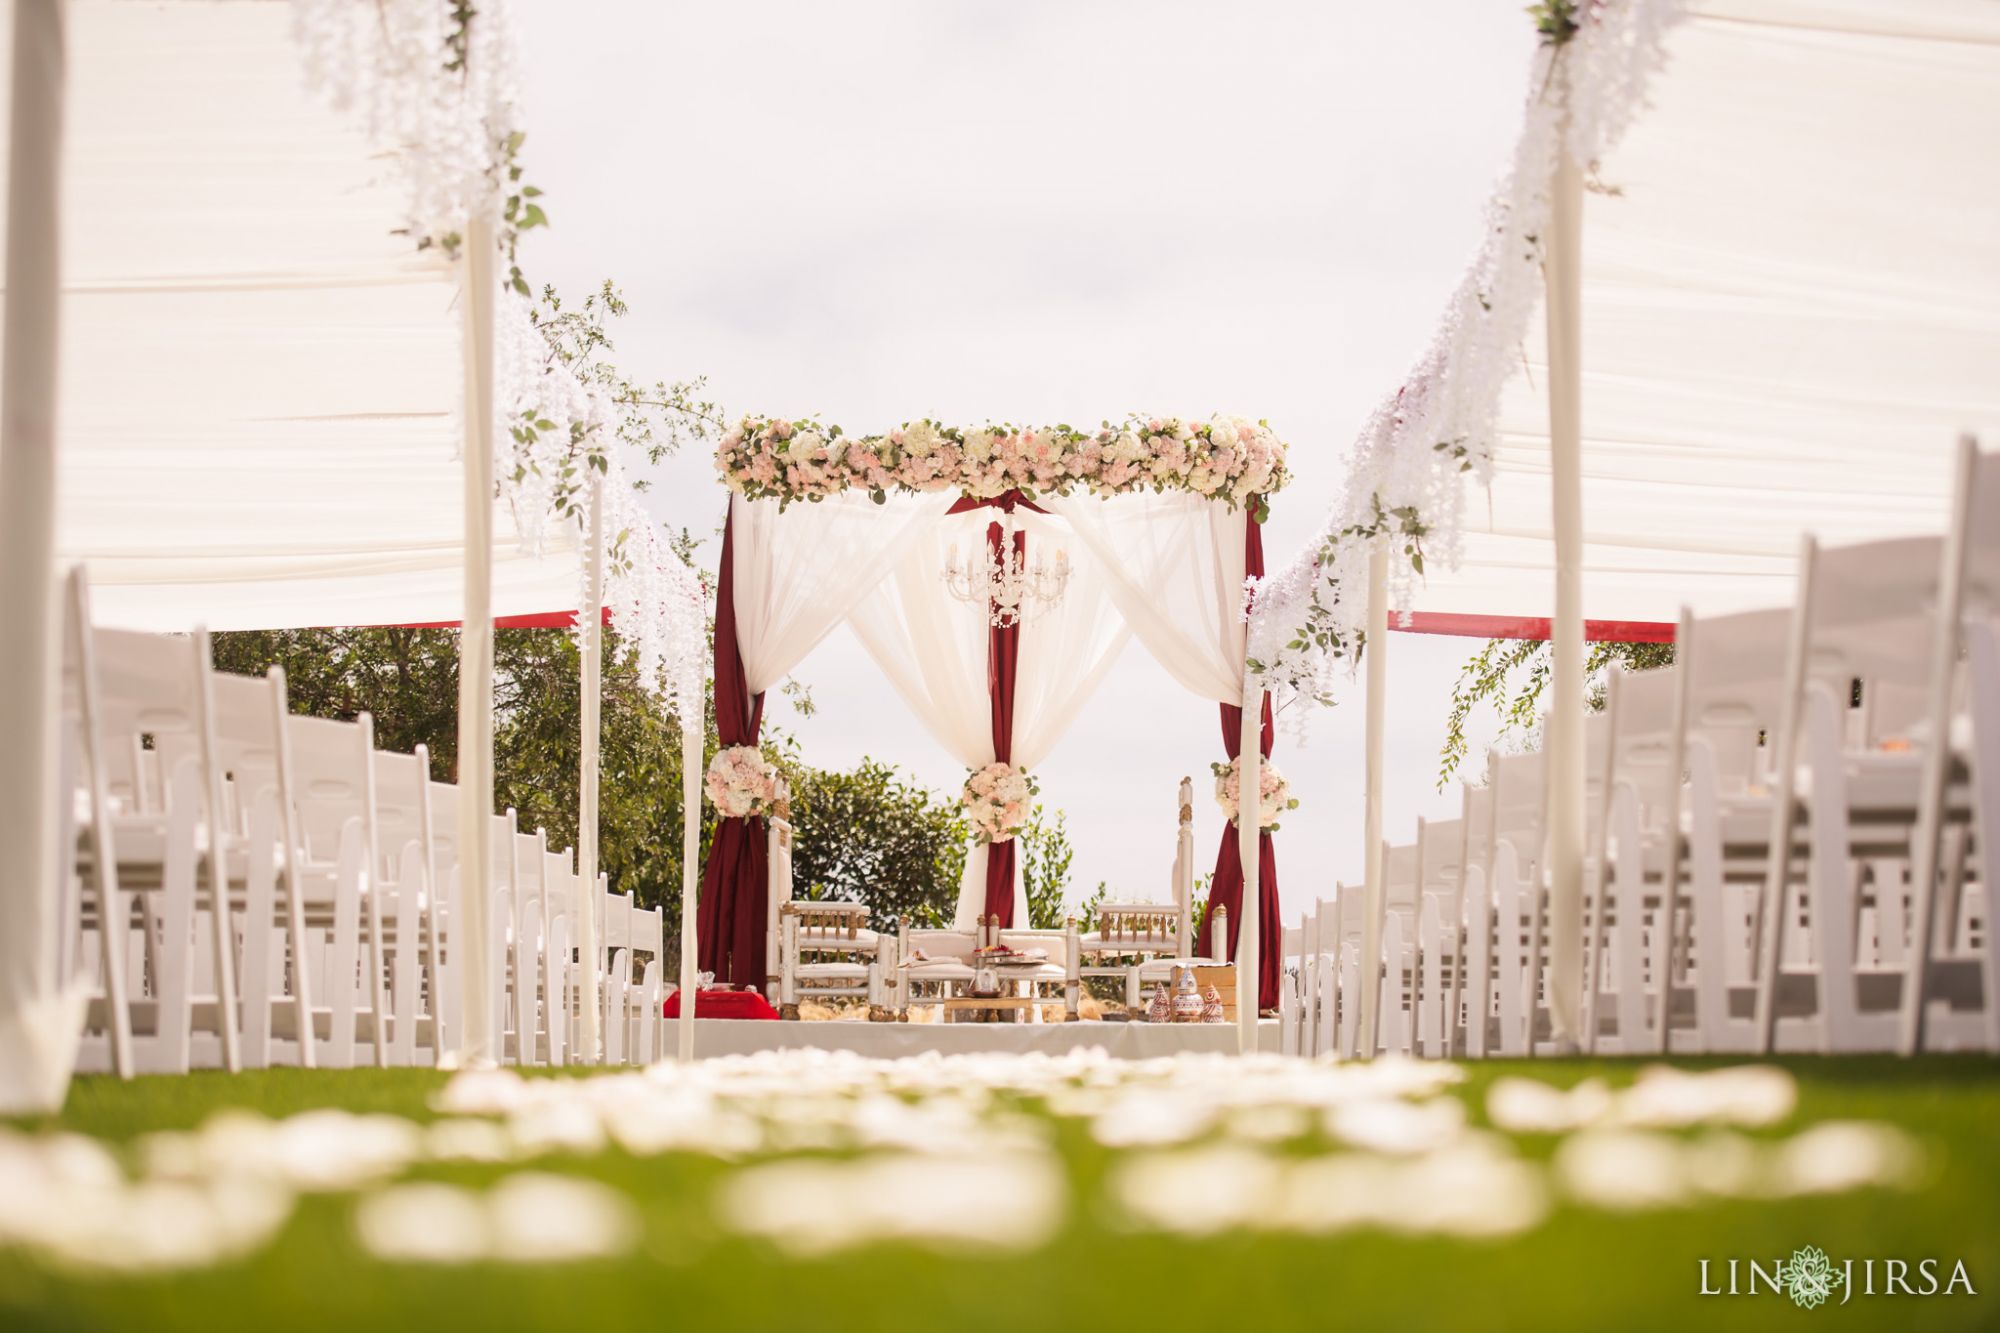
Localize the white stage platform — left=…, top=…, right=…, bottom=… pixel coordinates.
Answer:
left=684, top=1018, right=1283, bottom=1059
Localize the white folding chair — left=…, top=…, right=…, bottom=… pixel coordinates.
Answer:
left=78, top=621, right=243, bottom=1074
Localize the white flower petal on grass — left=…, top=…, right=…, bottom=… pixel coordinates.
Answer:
left=507, top=1098, right=609, bottom=1158
left=488, top=1173, right=640, bottom=1262
left=1327, top=1097, right=1466, bottom=1155
left=1225, top=1104, right=1312, bottom=1144
left=354, top=1182, right=490, bottom=1264
left=1613, top=1065, right=1796, bottom=1129
left=33, top=1177, right=295, bottom=1275
left=1089, top=1090, right=1218, bottom=1148
left=140, top=1109, right=423, bottom=1193
left=433, top=1067, right=535, bottom=1116
left=1270, top=1137, right=1545, bottom=1238
left=266, top=1110, right=426, bottom=1191
left=719, top=1152, right=1064, bottom=1257
left=1108, top=1145, right=1281, bottom=1235
left=355, top=1175, right=639, bottom=1265
left=1771, top=1121, right=1919, bottom=1196
left=1681, top=1131, right=1761, bottom=1198
left=426, top=1118, right=520, bottom=1163
left=1486, top=1077, right=1613, bottom=1133
left=1555, top=1130, right=1692, bottom=1210
left=1393, top=1139, right=1549, bottom=1237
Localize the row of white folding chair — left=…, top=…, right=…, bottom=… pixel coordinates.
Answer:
left=1359, top=441, right=2000, bottom=1060
left=63, top=571, right=648, bottom=1075
left=595, top=883, right=666, bottom=1065
left=67, top=597, right=427, bottom=1076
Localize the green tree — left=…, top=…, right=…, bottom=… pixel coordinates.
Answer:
left=785, top=758, right=969, bottom=927
left=1439, top=638, right=1675, bottom=787
left=211, top=625, right=716, bottom=913
left=1020, top=806, right=1075, bottom=929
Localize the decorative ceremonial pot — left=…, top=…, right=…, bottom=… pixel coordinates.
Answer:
left=1172, top=970, right=1205, bottom=1023
left=1201, top=985, right=1226, bottom=1023
left=1146, top=982, right=1172, bottom=1024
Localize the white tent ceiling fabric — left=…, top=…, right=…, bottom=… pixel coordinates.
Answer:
left=12, top=0, right=585, bottom=632
left=1410, top=0, right=2000, bottom=624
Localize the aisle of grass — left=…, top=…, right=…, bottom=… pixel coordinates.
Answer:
left=4, top=1057, right=1997, bottom=1333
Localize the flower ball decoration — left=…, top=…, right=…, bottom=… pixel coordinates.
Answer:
left=961, top=761, right=1036, bottom=845
left=1212, top=756, right=1298, bottom=830
left=705, top=746, right=780, bottom=819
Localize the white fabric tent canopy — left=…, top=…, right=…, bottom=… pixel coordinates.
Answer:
left=0, top=0, right=707, bottom=1098
left=1406, top=0, right=2000, bottom=627
left=8, top=0, right=589, bottom=632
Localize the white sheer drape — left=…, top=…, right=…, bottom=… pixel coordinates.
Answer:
left=850, top=507, right=1131, bottom=928
left=745, top=491, right=1243, bottom=932
left=846, top=511, right=992, bottom=766
left=1037, top=492, right=1247, bottom=705
left=731, top=491, right=952, bottom=695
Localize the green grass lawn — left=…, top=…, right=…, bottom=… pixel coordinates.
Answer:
left=4, top=1056, right=1997, bottom=1333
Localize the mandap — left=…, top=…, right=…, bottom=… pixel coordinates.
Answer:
left=696, top=414, right=1295, bottom=1016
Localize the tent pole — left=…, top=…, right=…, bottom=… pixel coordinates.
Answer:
left=678, top=715, right=701, bottom=1062
left=576, top=472, right=605, bottom=1063
left=0, top=0, right=74, bottom=1115
left=1358, top=543, right=1388, bottom=1060
left=455, top=216, right=499, bottom=1066
left=1236, top=671, right=1263, bottom=1054
left=1543, top=70, right=1588, bottom=1052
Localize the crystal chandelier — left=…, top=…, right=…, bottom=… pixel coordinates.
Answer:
left=942, top=511, right=1071, bottom=627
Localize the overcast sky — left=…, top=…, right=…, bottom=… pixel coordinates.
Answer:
left=512, top=1, right=1534, bottom=919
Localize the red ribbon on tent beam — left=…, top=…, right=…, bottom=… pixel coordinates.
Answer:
left=1387, top=611, right=1675, bottom=644
left=374, top=606, right=616, bottom=631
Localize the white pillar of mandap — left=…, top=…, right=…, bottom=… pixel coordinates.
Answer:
left=677, top=715, right=702, bottom=1062
left=1235, top=671, right=1263, bottom=1055
left=575, top=472, right=606, bottom=1063
left=455, top=217, right=499, bottom=1066
left=1358, top=543, right=1389, bottom=1059
left=0, top=0, right=82, bottom=1115
left=1542, top=66, right=1588, bottom=1051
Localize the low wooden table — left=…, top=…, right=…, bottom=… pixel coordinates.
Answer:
left=942, top=996, right=1041, bottom=1024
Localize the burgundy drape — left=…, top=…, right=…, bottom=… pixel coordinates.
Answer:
left=696, top=508, right=770, bottom=990
left=1195, top=505, right=1282, bottom=1011
left=947, top=491, right=1036, bottom=926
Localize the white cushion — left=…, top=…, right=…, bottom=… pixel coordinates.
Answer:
left=907, top=930, right=977, bottom=961
left=794, top=961, right=871, bottom=981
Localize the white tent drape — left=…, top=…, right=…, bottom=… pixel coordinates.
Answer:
left=847, top=507, right=1131, bottom=928
left=1402, top=0, right=2000, bottom=626
left=26, top=0, right=601, bottom=632
left=1037, top=492, right=1246, bottom=704
left=730, top=491, right=952, bottom=696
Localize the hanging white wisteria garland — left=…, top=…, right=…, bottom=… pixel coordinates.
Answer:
left=290, top=0, right=706, bottom=712
left=494, top=297, right=708, bottom=713
left=290, top=0, right=524, bottom=258
left=1246, top=0, right=1684, bottom=709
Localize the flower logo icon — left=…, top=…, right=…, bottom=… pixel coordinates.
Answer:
left=1779, top=1246, right=1845, bottom=1309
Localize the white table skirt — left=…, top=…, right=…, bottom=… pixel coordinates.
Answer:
left=686, top=1017, right=1283, bottom=1059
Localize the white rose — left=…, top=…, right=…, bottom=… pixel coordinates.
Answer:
left=964, top=429, right=995, bottom=461
left=1114, top=430, right=1144, bottom=462
left=788, top=430, right=823, bottom=464
left=903, top=420, right=940, bottom=458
